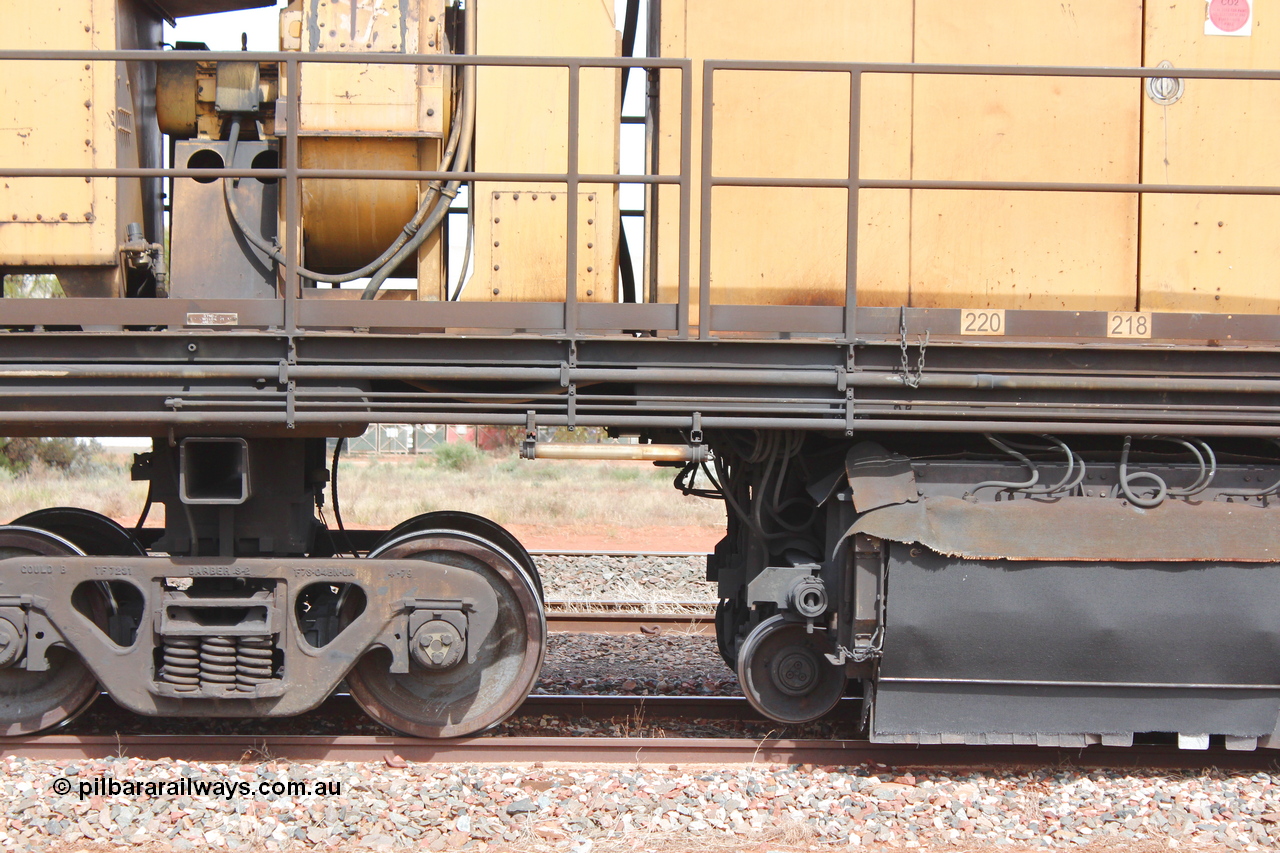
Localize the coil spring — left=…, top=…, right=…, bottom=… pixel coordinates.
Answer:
left=199, top=636, right=239, bottom=686
left=161, top=635, right=276, bottom=691
left=160, top=637, right=201, bottom=691
left=236, top=635, right=274, bottom=691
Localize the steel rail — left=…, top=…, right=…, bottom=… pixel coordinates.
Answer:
left=4, top=732, right=1276, bottom=769
left=546, top=610, right=710, bottom=635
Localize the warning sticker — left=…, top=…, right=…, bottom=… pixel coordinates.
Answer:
left=1206, top=0, right=1253, bottom=36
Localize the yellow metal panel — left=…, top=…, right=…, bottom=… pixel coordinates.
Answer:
left=910, top=0, right=1142, bottom=310
left=655, top=0, right=913, bottom=315
left=1140, top=1, right=1280, bottom=313
left=474, top=190, right=612, bottom=302
left=297, top=0, right=445, bottom=136
left=467, top=0, right=620, bottom=303
left=0, top=0, right=119, bottom=268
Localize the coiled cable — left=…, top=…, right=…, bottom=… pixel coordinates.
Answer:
left=967, top=435, right=1040, bottom=496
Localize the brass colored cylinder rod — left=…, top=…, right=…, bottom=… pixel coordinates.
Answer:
left=521, top=443, right=708, bottom=463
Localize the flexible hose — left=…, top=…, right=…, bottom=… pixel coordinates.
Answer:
left=1119, top=435, right=1169, bottom=508
left=995, top=435, right=1088, bottom=496
left=967, top=434, right=1040, bottom=496
left=1217, top=438, right=1280, bottom=497
left=222, top=9, right=473, bottom=286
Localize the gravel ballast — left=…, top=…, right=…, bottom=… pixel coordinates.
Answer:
left=6, top=759, right=1280, bottom=851
left=533, top=555, right=713, bottom=603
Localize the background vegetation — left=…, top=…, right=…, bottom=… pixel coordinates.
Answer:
left=0, top=444, right=725, bottom=531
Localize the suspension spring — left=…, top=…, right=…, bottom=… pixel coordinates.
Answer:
left=160, top=637, right=201, bottom=691
left=235, top=635, right=274, bottom=691
left=198, top=636, right=239, bottom=686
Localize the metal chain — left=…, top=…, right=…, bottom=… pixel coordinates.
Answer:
left=898, top=310, right=929, bottom=388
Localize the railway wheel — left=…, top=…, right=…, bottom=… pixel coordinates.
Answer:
left=376, top=511, right=543, bottom=602
left=347, top=521, right=546, bottom=737
left=12, top=507, right=145, bottom=557
left=0, top=526, right=101, bottom=735
left=738, top=614, right=845, bottom=725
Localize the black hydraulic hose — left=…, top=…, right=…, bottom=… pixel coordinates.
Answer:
left=331, top=438, right=358, bottom=557
left=616, top=0, right=641, bottom=303
left=619, top=225, right=637, bottom=303
left=221, top=28, right=472, bottom=286
left=967, top=434, right=1040, bottom=496
left=1119, top=435, right=1169, bottom=508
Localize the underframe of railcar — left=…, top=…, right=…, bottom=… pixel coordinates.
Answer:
left=0, top=322, right=1279, bottom=747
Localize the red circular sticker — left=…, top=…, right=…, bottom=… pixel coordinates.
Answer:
left=1209, top=0, right=1251, bottom=32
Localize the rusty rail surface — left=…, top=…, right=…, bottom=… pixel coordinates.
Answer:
left=4, top=732, right=1277, bottom=770
left=545, top=608, right=711, bottom=636
left=12, top=696, right=1275, bottom=768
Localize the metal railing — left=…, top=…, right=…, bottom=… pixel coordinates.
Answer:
left=2, top=51, right=1280, bottom=343
left=0, top=49, right=693, bottom=336
left=698, top=59, right=1280, bottom=342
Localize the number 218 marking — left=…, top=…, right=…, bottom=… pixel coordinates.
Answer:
left=1107, top=312, right=1151, bottom=339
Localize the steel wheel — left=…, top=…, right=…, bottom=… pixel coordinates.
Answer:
left=737, top=614, right=845, bottom=725
left=346, top=523, right=546, bottom=737
left=376, top=511, right=543, bottom=601
left=12, top=507, right=145, bottom=556
left=0, top=526, right=101, bottom=735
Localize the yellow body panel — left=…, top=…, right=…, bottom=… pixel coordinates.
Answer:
left=465, top=0, right=620, bottom=304
left=657, top=0, right=1151, bottom=313
left=0, top=0, right=123, bottom=277
left=655, top=0, right=914, bottom=314
left=291, top=0, right=445, bottom=137
left=465, top=0, right=619, bottom=303
left=1140, top=1, right=1280, bottom=313
left=910, top=0, right=1143, bottom=310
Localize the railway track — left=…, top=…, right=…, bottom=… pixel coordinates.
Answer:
left=5, top=733, right=1275, bottom=771
left=5, top=693, right=1276, bottom=770
left=544, top=601, right=712, bottom=635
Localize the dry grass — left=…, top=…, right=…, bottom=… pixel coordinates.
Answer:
left=0, top=452, right=149, bottom=526
left=334, top=453, right=725, bottom=529
left=0, top=448, right=726, bottom=531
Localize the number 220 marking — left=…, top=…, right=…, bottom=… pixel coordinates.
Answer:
left=960, top=309, right=1005, bottom=336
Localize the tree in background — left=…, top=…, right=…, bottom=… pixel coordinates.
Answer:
left=0, top=438, right=82, bottom=474
left=2, top=274, right=65, bottom=298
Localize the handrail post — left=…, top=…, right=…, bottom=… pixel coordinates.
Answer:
left=565, top=61, right=581, bottom=338
left=844, top=66, right=862, bottom=343
left=698, top=61, right=716, bottom=340
left=284, top=56, right=300, bottom=334
left=676, top=60, right=693, bottom=340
